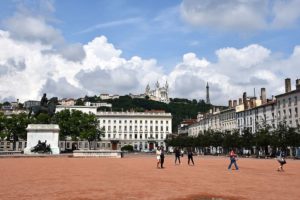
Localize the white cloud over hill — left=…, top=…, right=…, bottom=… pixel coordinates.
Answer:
left=0, top=1, right=300, bottom=105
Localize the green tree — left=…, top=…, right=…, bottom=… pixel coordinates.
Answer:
left=254, top=123, right=272, bottom=155
left=0, top=113, right=7, bottom=140
left=241, top=128, right=254, bottom=153
left=79, top=113, right=104, bottom=150
left=223, top=130, right=241, bottom=153
left=4, top=113, right=31, bottom=150
left=53, top=110, right=103, bottom=149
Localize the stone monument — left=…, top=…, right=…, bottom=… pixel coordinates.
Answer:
left=24, top=93, right=60, bottom=155
left=24, top=124, right=60, bottom=154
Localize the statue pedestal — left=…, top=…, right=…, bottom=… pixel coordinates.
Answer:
left=24, top=124, right=60, bottom=155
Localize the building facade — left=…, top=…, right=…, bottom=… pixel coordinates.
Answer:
left=188, top=78, right=300, bottom=137
left=276, top=78, right=300, bottom=127
left=56, top=106, right=172, bottom=151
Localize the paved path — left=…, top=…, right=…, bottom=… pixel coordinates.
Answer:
left=0, top=155, right=299, bottom=200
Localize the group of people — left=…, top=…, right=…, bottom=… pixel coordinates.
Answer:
left=156, top=146, right=165, bottom=168
left=174, top=148, right=194, bottom=165
left=156, top=147, right=287, bottom=171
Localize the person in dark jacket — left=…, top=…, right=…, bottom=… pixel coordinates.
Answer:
left=160, top=146, right=165, bottom=168
left=187, top=148, right=194, bottom=165
left=175, top=148, right=181, bottom=165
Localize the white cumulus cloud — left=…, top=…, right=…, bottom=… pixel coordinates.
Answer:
left=180, top=0, right=300, bottom=31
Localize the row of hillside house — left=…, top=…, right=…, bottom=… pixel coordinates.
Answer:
left=99, top=94, right=120, bottom=100
left=188, top=78, right=300, bottom=137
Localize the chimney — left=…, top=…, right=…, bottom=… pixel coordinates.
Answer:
left=243, top=92, right=248, bottom=110
left=261, top=88, right=266, bottom=104
left=296, top=79, right=300, bottom=90
left=250, top=97, right=256, bottom=108
left=228, top=100, right=232, bottom=108
left=285, top=78, right=291, bottom=93
left=233, top=100, right=237, bottom=107
left=239, top=98, right=243, bottom=105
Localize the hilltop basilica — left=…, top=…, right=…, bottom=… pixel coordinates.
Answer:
left=145, top=81, right=170, bottom=104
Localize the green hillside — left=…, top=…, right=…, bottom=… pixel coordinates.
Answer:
left=83, top=95, right=213, bottom=132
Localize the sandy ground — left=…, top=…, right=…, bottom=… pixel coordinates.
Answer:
left=0, top=154, right=299, bottom=200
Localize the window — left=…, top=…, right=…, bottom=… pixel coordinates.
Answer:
left=161, top=121, right=163, bottom=124
left=166, top=126, right=169, bottom=132
left=155, top=134, right=158, bottom=139
left=288, top=98, right=291, bottom=106
left=129, top=134, right=132, bottom=139
left=108, top=120, right=111, bottom=124
left=155, top=126, right=158, bottom=131
left=161, top=126, right=163, bottom=131
left=150, top=120, right=153, bottom=124
left=295, top=96, right=298, bottom=105
left=124, top=134, right=127, bottom=139
left=140, top=126, right=142, bottom=131
left=145, top=134, right=148, bottom=139
left=135, top=120, right=137, bottom=124
left=119, top=120, right=122, bottom=123
left=289, top=109, right=292, bottom=118
left=134, top=134, right=137, bottom=139
left=125, top=120, right=127, bottom=123
left=295, top=107, right=298, bottom=117
left=129, top=126, right=132, bottom=131
left=278, top=100, right=280, bottom=108
left=130, top=120, right=132, bottom=124
left=140, top=120, right=142, bottom=123
left=145, top=120, right=147, bottom=124
left=166, top=121, right=169, bottom=124
left=283, top=99, right=286, bottom=107
left=108, top=134, right=111, bottom=138
left=108, top=126, right=111, bottom=131
left=155, top=120, right=158, bottom=124
left=113, top=120, right=116, bottom=124
left=103, top=120, right=106, bottom=123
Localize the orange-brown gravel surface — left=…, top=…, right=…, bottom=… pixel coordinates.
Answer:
left=0, top=154, right=299, bottom=200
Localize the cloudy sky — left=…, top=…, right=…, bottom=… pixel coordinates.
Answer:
left=0, top=0, right=300, bottom=105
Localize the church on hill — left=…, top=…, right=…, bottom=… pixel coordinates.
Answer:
left=145, top=81, right=170, bottom=104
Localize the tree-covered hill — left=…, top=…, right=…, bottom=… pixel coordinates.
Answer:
left=90, top=95, right=213, bottom=132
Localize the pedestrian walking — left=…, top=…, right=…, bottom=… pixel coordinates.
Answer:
left=156, top=146, right=161, bottom=168
left=276, top=150, right=287, bottom=172
left=160, top=146, right=165, bottom=168
left=187, top=148, right=194, bottom=165
left=228, top=149, right=239, bottom=170
left=175, top=148, right=181, bottom=165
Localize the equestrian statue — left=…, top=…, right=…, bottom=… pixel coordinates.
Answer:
left=28, top=93, right=58, bottom=118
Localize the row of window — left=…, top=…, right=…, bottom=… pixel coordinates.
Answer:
left=104, top=133, right=165, bottom=140
left=278, top=108, right=298, bottom=119
left=102, top=125, right=169, bottom=132
left=100, top=119, right=169, bottom=125
left=277, top=96, right=298, bottom=108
